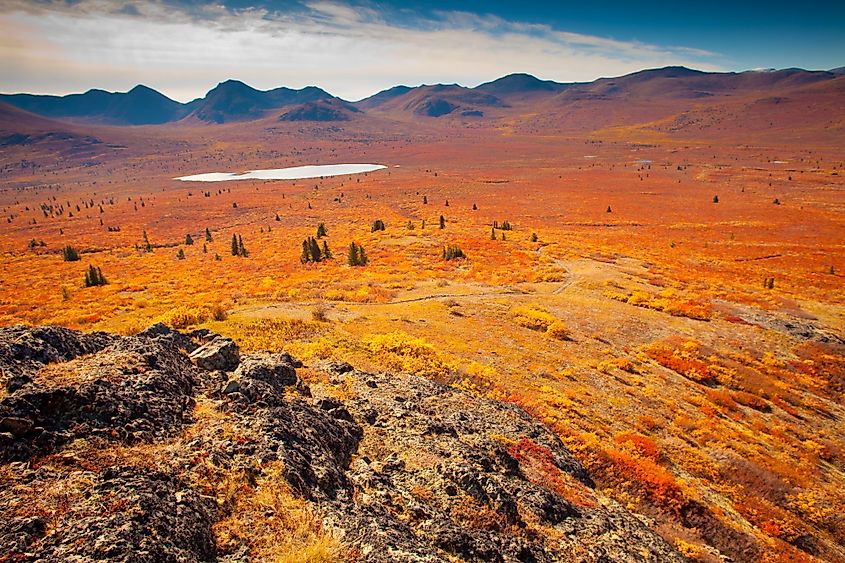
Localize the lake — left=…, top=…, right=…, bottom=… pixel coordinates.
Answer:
left=175, top=163, right=387, bottom=182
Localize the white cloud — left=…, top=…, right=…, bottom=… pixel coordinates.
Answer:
left=0, top=0, right=724, bottom=101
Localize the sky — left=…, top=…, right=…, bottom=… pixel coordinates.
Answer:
left=0, top=0, right=842, bottom=102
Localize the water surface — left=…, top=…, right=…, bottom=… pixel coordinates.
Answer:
left=176, top=163, right=386, bottom=182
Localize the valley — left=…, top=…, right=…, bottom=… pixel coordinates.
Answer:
left=1, top=66, right=844, bottom=562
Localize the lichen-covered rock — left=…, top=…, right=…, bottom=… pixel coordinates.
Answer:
left=8, top=466, right=216, bottom=562
left=0, top=324, right=114, bottom=390
left=189, top=336, right=240, bottom=372
left=0, top=329, right=198, bottom=461
left=310, top=369, right=686, bottom=562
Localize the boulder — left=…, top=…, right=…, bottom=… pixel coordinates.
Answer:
left=189, top=336, right=239, bottom=371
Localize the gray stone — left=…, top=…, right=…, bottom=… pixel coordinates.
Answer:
left=189, top=336, right=240, bottom=372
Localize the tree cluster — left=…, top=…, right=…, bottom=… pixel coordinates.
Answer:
left=347, top=242, right=368, bottom=266
left=84, top=265, right=107, bottom=287
left=371, top=219, right=386, bottom=232
left=62, top=245, right=80, bottom=262
left=442, top=245, right=466, bottom=261
left=231, top=234, right=248, bottom=257
left=301, top=237, right=332, bottom=263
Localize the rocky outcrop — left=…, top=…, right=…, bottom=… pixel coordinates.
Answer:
left=0, top=325, right=686, bottom=561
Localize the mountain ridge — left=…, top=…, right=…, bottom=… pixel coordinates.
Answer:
left=1, top=65, right=843, bottom=126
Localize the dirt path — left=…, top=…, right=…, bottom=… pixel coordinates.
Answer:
left=236, top=253, right=582, bottom=319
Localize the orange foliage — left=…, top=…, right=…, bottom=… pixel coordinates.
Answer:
left=507, top=438, right=597, bottom=508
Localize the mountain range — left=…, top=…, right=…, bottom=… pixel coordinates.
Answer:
left=1, top=66, right=843, bottom=127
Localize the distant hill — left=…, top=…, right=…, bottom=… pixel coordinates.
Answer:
left=0, top=85, right=188, bottom=125
left=360, top=84, right=507, bottom=118
left=355, top=85, right=413, bottom=110
left=188, top=80, right=334, bottom=124
left=279, top=99, right=361, bottom=122
left=475, top=73, right=571, bottom=99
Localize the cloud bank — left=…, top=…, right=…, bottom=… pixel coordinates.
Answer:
left=0, top=0, right=724, bottom=101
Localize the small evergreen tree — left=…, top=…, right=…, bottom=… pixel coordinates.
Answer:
left=301, top=239, right=311, bottom=263
left=203, top=244, right=207, bottom=254
left=322, top=240, right=332, bottom=259
left=606, top=205, right=612, bottom=213
left=371, top=219, right=386, bottom=232
left=407, top=220, right=415, bottom=230
left=185, top=234, right=194, bottom=245
left=347, top=242, right=359, bottom=266
left=231, top=234, right=239, bottom=256
left=317, top=223, right=327, bottom=238
left=491, top=228, right=496, bottom=240
left=439, top=215, right=446, bottom=229
left=308, top=237, right=321, bottom=262
left=142, top=231, right=153, bottom=252
left=472, top=203, right=477, bottom=210
left=347, top=242, right=368, bottom=266
left=62, top=245, right=80, bottom=262
left=205, top=228, right=212, bottom=242
left=713, top=195, right=719, bottom=203
left=531, top=232, right=538, bottom=242
left=176, top=248, right=186, bottom=260
left=423, top=195, right=428, bottom=204
left=238, top=235, right=247, bottom=257
left=83, top=265, right=107, bottom=287
left=443, top=245, right=466, bottom=261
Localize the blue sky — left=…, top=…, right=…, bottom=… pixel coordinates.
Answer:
left=1, top=0, right=842, bottom=101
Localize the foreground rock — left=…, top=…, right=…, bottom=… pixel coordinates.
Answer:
left=0, top=325, right=685, bottom=561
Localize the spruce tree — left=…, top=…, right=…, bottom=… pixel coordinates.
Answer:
left=301, top=240, right=311, bottom=263
left=185, top=234, right=194, bottom=245
left=84, top=265, right=107, bottom=287
left=142, top=231, right=153, bottom=252
left=308, top=237, right=321, bottom=262
left=205, top=228, right=212, bottom=242
left=443, top=245, right=466, bottom=261
left=317, top=223, right=327, bottom=238
left=322, top=240, right=332, bottom=259
left=177, top=248, right=186, bottom=260
left=347, top=242, right=360, bottom=266
left=231, top=234, right=239, bottom=256
left=439, top=215, right=445, bottom=229
left=238, top=235, right=247, bottom=257
left=62, top=245, right=80, bottom=262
